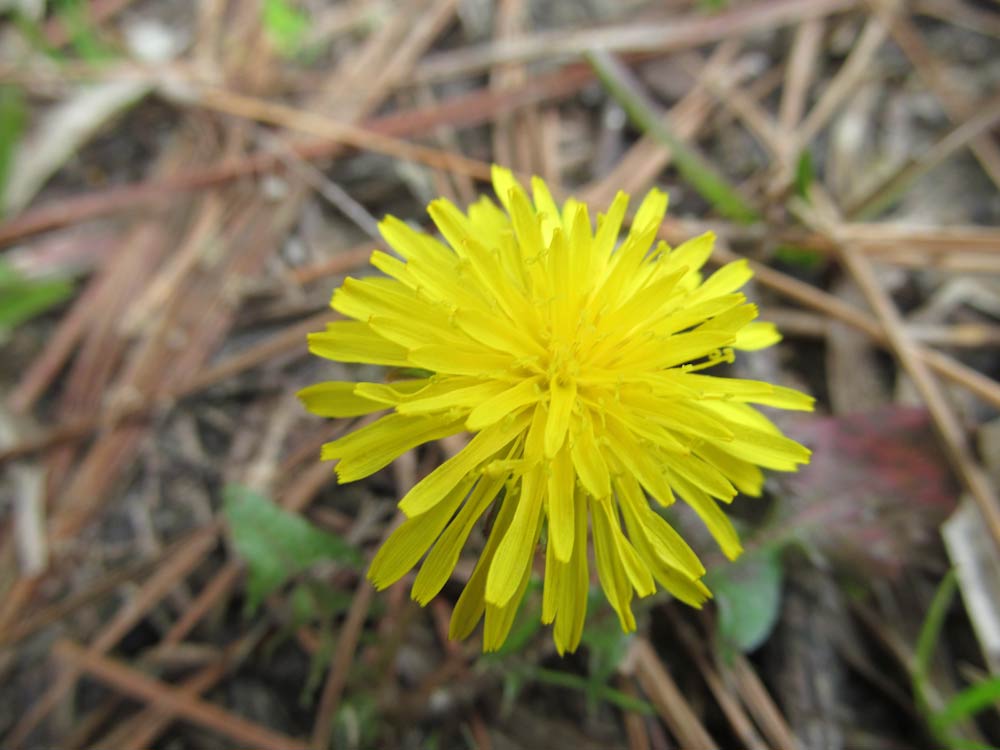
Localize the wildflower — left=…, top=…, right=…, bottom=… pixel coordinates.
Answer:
left=299, top=166, right=813, bottom=654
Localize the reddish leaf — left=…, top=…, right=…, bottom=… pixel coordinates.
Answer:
left=772, top=406, right=960, bottom=577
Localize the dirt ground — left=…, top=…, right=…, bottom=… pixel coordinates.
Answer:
left=1, top=0, right=1000, bottom=748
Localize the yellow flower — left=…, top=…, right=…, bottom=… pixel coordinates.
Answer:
left=299, top=166, right=813, bottom=654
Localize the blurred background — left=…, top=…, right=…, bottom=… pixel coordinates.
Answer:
left=1, top=0, right=999, bottom=748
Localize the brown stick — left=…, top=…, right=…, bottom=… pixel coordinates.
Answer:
left=822, top=215, right=1000, bottom=550
left=0, top=309, right=337, bottom=465
left=709, top=240, right=1000, bottom=411
left=4, top=526, right=219, bottom=746
left=0, top=61, right=596, bottom=248
left=310, top=581, right=375, bottom=750
left=53, top=640, right=310, bottom=750
left=628, top=638, right=719, bottom=750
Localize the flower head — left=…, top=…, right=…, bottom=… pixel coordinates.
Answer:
left=300, top=166, right=813, bottom=653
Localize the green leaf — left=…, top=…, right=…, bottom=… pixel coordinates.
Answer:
left=223, top=483, right=360, bottom=612
left=54, top=0, right=118, bottom=63
left=12, top=13, right=62, bottom=61
left=289, top=581, right=352, bottom=626
left=773, top=244, right=823, bottom=271
left=263, top=0, right=310, bottom=57
left=586, top=50, right=759, bottom=224
left=707, top=545, right=783, bottom=654
left=0, top=85, right=26, bottom=199
left=579, top=599, right=633, bottom=714
left=0, top=261, right=74, bottom=336
left=580, top=594, right=631, bottom=685
left=794, top=150, right=814, bottom=201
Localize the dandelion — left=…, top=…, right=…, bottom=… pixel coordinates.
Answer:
left=299, top=166, right=813, bottom=654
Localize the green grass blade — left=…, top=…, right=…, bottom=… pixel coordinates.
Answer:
left=530, top=666, right=654, bottom=715
left=914, top=569, right=958, bottom=684
left=0, top=85, right=27, bottom=204
left=932, top=676, right=1000, bottom=732
left=55, top=0, right=117, bottom=62
left=0, top=261, right=74, bottom=334
left=586, top=50, right=759, bottom=224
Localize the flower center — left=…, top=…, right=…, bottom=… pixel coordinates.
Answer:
left=545, top=343, right=579, bottom=391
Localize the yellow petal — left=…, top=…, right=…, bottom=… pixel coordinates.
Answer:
left=408, top=345, right=514, bottom=377
left=467, top=194, right=511, bottom=237
left=662, top=452, right=736, bottom=503
left=411, top=472, right=507, bottom=605
left=367, top=477, right=474, bottom=589
left=570, top=412, right=611, bottom=499
left=399, top=410, right=531, bottom=516
left=662, top=231, right=715, bottom=280
left=567, top=201, right=596, bottom=293
left=668, top=471, right=743, bottom=560
left=367, top=313, right=469, bottom=349
left=595, top=220, right=661, bottom=309
left=484, top=564, right=533, bottom=652
left=379, top=214, right=453, bottom=265
left=734, top=321, right=782, bottom=350
left=426, top=198, right=475, bottom=255
left=297, top=381, right=387, bottom=418
left=696, top=442, right=765, bottom=497
left=308, top=321, right=409, bottom=367
left=491, top=164, right=520, bottom=214
left=592, top=191, right=629, bottom=261
left=689, top=375, right=815, bottom=411
left=621, top=393, right=732, bottom=443
left=610, top=330, right=735, bottom=371
left=531, top=175, right=562, bottom=244
left=632, top=187, right=668, bottom=231
left=718, top=430, right=812, bottom=470
left=615, top=474, right=704, bottom=580
left=352, top=378, right=439, bottom=406
left=654, top=566, right=712, bottom=608
left=652, top=293, right=746, bottom=337
left=453, top=308, right=546, bottom=358
left=508, top=187, right=547, bottom=290
left=396, top=380, right=507, bottom=415
left=542, top=529, right=560, bottom=625
left=523, top=402, right=547, bottom=462
left=689, top=258, right=753, bottom=301
left=598, top=268, right=687, bottom=336
left=332, top=276, right=444, bottom=327
left=449, top=489, right=518, bottom=641
left=547, top=446, right=575, bottom=562
left=600, top=399, right=689, bottom=455
left=591, top=497, right=636, bottom=632
left=599, top=499, right=655, bottom=597
left=695, top=303, right=759, bottom=337
left=466, top=377, right=543, bottom=431
left=553, top=489, right=589, bottom=654
left=322, top=413, right=464, bottom=482
left=486, top=468, right=544, bottom=607
left=544, top=377, right=576, bottom=457
left=604, top=420, right=676, bottom=506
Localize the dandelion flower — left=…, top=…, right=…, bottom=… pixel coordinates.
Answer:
left=299, top=166, right=813, bottom=654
